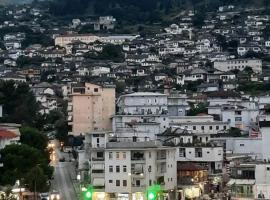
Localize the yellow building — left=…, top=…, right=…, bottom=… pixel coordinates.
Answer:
left=68, top=83, right=115, bottom=136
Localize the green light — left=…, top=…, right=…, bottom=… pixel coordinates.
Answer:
left=148, top=192, right=155, bottom=200
left=147, top=184, right=162, bottom=200
left=86, top=191, right=92, bottom=198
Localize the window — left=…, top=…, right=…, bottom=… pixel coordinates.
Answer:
left=109, top=180, right=113, bottom=183
left=209, top=126, right=212, bottom=130
left=122, top=152, right=126, bottom=159
left=136, top=180, right=140, bottom=186
left=223, top=126, right=227, bottom=130
left=116, top=152, right=120, bottom=159
left=109, top=152, right=113, bottom=159
left=123, top=180, right=127, bottom=187
left=179, top=148, right=186, bottom=157
left=235, top=117, right=242, bottom=122
left=240, top=144, right=245, bottom=147
left=116, top=180, right=120, bottom=186
left=201, top=126, right=204, bottom=130
left=195, top=148, right=203, bottom=158
left=97, top=152, right=103, bottom=158
left=123, top=165, right=127, bottom=172
left=193, top=126, right=196, bottom=130
left=148, top=165, right=152, bottom=172
left=149, top=180, right=152, bottom=186
left=94, top=88, right=99, bottom=92
left=216, top=126, right=219, bottom=130
left=149, top=152, right=151, bottom=158
left=109, top=166, right=113, bottom=173
left=267, top=167, right=270, bottom=171
left=116, top=166, right=120, bottom=173
left=206, top=137, right=209, bottom=142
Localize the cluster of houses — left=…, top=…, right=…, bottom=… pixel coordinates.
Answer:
left=2, top=2, right=270, bottom=200
left=67, top=83, right=270, bottom=200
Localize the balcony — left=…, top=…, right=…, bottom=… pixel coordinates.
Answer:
left=91, top=157, right=105, bottom=161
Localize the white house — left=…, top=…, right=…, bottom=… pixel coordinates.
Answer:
left=214, top=59, right=262, bottom=74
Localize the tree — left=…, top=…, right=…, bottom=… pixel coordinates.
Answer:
left=0, top=144, right=52, bottom=186
left=187, top=102, right=208, bottom=116
left=0, top=81, right=40, bottom=126
left=98, top=45, right=124, bottom=62
left=25, top=166, right=50, bottom=192
left=115, top=81, right=126, bottom=94
left=20, top=126, right=48, bottom=151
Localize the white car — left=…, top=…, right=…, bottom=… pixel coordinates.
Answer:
left=49, top=191, right=61, bottom=200
left=39, top=193, right=49, bottom=200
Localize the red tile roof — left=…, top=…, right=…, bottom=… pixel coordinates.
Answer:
left=0, top=129, right=18, bottom=139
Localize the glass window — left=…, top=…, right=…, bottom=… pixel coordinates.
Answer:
left=123, top=165, right=127, bottom=172
left=116, top=166, right=120, bottom=173
left=109, top=180, right=113, bottom=183
left=123, top=180, right=127, bottom=187
left=122, top=152, right=126, bottom=159
left=179, top=148, right=186, bottom=157
left=116, top=180, right=120, bottom=186
left=109, top=152, right=113, bottom=159
left=116, top=152, right=120, bottom=159
left=195, top=148, right=203, bottom=158
left=109, top=166, right=113, bottom=173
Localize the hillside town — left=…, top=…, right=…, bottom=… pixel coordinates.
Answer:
left=1, top=2, right=270, bottom=200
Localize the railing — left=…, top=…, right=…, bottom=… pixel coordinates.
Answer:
left=131, top=157, right=145, bottom=161
left=91, top=157, right=105, bottom=161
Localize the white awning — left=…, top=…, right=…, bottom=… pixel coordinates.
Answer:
left=93, top=178, right=105, bottom=186
left=227, top=179, right=255, bottom=186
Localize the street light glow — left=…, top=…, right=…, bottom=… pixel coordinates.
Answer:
left=86, top=191, right=92, bottom=198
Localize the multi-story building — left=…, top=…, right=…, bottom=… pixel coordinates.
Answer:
left=68, top=83, right=115, bottom=136
left=213, top=59, right=262, bottom=74
left=113, top=92, right=169, bottom=137
left=55, top=34, right=138, bottom=47
left=169, top=115, right=230, bottom=134
left=157, top=127, right=224, bottom=199
left=83, top=132, right=176, bottom=200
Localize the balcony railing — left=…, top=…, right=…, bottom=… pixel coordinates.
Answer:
left=91, top=157, right=105, bottom=161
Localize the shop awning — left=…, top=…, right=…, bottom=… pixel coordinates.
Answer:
left=227, top=179, right=255, bottom=186
left=93, top=178, right=105, bottom=186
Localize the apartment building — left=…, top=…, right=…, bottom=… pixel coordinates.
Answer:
left=105, top=141, right=176, bottom=200
left=113, top=92, right=169, bottom=136
left=220, top=105, right=259, bottom=131
left=68, top=83, right=115, bottom=136
left=157, top=128, right=224, bottom=199
left=213, top=59, right=262, bottom=74
left=83, top=132, right=176, bottom=200
left=169, top=115, right=230, bottom=134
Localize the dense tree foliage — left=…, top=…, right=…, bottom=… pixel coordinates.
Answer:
left=0, top=144, right=53, bottom=191
left=84, top=44, right=124, bottom=62
left=20, top=126, right=48, bottom=151
left=187, top=102, right=208, bottom=116
left=48, top=0, right=270, bottom=24
left=0, top=81, right=40, bottom=126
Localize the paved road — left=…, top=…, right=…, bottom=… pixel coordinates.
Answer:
left=50, top=141, right=78, bottom=200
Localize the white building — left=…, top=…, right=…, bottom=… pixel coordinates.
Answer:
left=83, top=132, right=176, bottom=200
left=214, top=59, right=262, bottom=74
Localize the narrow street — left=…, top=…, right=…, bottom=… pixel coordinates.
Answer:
left=50, top=141, right=78, bottom=200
